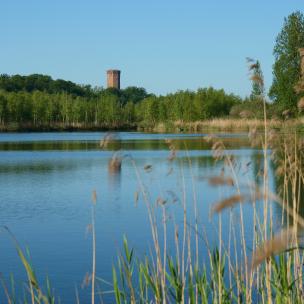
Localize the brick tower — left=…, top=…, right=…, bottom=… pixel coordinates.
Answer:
left=107, top=70, right=121, bottom=89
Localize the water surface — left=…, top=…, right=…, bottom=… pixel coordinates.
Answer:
left=0, top=132, right=276, bottom=302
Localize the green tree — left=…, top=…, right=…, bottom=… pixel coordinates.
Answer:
left=0, top=93, right=8, bottom=124
left=269, top=11, right=304, bottom=112
left=121, top=86, right=149, bottom=104
left=123, top=101, right=135, bottom=123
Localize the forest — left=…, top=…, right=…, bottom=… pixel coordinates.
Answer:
left=1, top=11, right=304, bottom=131
left=0, top=74, right=243, bottom=131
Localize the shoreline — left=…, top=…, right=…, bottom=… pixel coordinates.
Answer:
left=0, top=118, right=302, bottom=133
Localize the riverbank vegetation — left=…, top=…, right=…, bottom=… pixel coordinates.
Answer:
left=1, top=12, right=304, bottom=133
left=0, top=83, right=243, bottom=131
left=103, top=22, right=304, bottom=302
left=108, top=130, right=304, bottom=303
left=0, top=76, right=300, bottom=132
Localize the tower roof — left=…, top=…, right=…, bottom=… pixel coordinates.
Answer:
left=107, top=69, right=121, bottom=73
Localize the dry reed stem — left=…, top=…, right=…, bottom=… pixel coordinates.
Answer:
left=184, top=145, right=199, bottom=302
left=75, top=286, right=80, bottom=304
left=129, top=158, right=165, bottom=300
left=179, top=163, right=187, bottom=300
left=206, top=132, right=250, bottom=301
left=161, top=205, right=167, bottom=304
left=91, top=190, right=97, bottom=304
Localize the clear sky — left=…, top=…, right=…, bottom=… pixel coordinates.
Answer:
left=1, top=0, right=304, bottom=97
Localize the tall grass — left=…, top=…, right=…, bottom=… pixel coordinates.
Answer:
left=108, top=129, right=304, bottom=304
left=171, top=118, right=304, bottom=132
left=140, top=117, right=304, bottom=133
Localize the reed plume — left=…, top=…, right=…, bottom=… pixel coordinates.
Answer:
left=250, top=228, right=296, bottom=270
left=211, top=194, right=245, bottom=214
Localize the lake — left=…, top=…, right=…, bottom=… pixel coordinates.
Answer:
left=0, top=132, right=279, bottom=302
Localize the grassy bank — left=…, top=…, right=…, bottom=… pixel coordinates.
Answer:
left=139, top=118, right=304, bottom=132
left=0, top=122, right=137, bottom=132
left=1, top=118, right=303, bottom=133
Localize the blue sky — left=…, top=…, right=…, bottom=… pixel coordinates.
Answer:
left=1, top=0, right=304, bottom=97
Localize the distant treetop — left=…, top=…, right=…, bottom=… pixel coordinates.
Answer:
left=0, top=74, right=94, bottom=97
left=0, top=74, right=151, bottom=103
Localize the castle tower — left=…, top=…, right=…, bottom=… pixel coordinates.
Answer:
left=107, top=70, right=121, bottom=89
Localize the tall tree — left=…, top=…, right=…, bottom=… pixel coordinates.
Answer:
left=269, top=11, right=304, bottom=112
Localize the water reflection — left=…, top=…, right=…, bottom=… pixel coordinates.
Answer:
left=108, top=157, right=122, bottom=193
left=0, top=133, right=251, bottom=152
left=0, top=131, right=276, bottom=303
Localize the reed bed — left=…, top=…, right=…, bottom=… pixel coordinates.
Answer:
left=171, top=118, right=304, bottom=132
left=107, top=127, right=304, bottom=304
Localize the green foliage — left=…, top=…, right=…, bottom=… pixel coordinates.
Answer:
left=167, top=257, right=183, bottom=302
left=135, top=88, right=240, bottom=126
left=0, top=75, right=242, bottom=130
left=269, top=11, right=304, bottom=112
left=229, top=98, right=266, bottom=119
left=0, top=74, right=94, bottom=97
left=2, top=227, right=53, bottom=304
left=121, top=86, right=150, bottom=104
left=197, top=88, right=241, bottom=119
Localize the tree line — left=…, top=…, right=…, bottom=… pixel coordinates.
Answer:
left=0, top=86, right=241, bottom=130
left=1, top=11, right=304, bottom=131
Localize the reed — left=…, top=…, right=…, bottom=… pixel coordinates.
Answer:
left=108, top=60, right=304, bottom=303
left=171, top=118, right=303, bottom=132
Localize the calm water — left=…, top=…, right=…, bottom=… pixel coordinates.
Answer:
left=0, top=132, right=278, bottom=302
